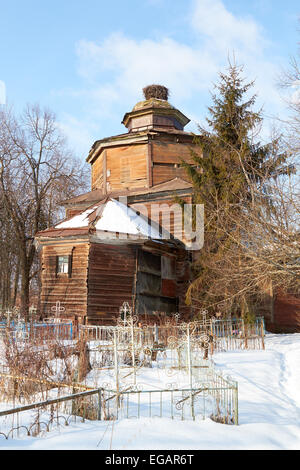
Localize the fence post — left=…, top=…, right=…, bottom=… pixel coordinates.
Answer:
left=154, top=324, right=158, bottom=343
left=98, top=388, right=102, bottom=420
left=131, top=321, right=136, bottom=385
left=187, top=324, right=195, bottom=420
left=261, top=318, right=265, bottom=350
left=234, top=381, right=239, bottom=425
left=113, top=330, right=120, bottom=407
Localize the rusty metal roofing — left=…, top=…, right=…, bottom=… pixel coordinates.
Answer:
left=61, top=177, right=192, bottom=207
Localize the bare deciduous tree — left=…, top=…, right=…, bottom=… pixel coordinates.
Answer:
left=0, top=104, right=89, bottom=318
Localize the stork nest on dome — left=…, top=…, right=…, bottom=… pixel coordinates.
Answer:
left=143, top=84, right=169, bottom=101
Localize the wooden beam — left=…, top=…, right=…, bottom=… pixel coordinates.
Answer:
left=147, top=140, right=153, bottom=188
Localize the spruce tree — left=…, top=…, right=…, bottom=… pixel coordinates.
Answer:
left=182, top=62, right=293, bottom=315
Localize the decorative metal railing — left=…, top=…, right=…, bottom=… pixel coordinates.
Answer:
left=79, top=317, right=265, bottom=355
left=0, top=308, right=259, bottom=440
left=0, top=321, right=73, bottom=341
left=0, top=370, right=238, bottom=440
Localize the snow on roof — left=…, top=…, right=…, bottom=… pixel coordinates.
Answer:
left=55, top=206, right=98, bottom=229
left=94, top=199, right=162, bottom=239
left=55, top=199, right=164, bottom=240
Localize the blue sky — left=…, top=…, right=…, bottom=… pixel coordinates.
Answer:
left=0, top=0, right=299, bottom=160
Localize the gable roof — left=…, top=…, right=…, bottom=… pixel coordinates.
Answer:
left=36, top=197, right=167, bottom=242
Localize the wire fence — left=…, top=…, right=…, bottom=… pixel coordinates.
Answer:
left=211, top=317, right=265, bottom=351
left=0, top=368, right=238, bottom=440
left=101, top=369, right=238, bottom=424
left=0, top=314, right=263, bottom=439
left=0, top=315, right=264, bottom=352
left=0, top=387, right=101, bottom=440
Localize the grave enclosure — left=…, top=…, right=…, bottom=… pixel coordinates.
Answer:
left=0, top=303, right=265, bottom=438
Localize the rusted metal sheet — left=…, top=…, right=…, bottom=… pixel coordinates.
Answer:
left=161, top=279, right=177, bottom=298
left=36, top=227, right=90, bottom=238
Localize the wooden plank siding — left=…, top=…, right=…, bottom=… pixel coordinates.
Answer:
left=40, top=243, right=89, bottom=321
left=86, top=243, right=137, bottom=324
left=175, top=250, right=192, bottom=318
left=152, top=164, right=188, bottom=185
left=86, top=242, right=192, bottom=324
left=152, top=142, right=195, bottom=164
left=272, top=291, right=300, bottom=333
left=39, top=240, right=192, bottom=325
left=130, top=195, right=192, bottom=241
left=91, top=151, right=104, bottom=190
left=90, top=138, right=198, bottom=192
left=91, top=144, right=149, bottom=193
left=151, top=141, right=196, bottom=185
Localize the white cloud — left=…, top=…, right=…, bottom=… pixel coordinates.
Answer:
left=191, top=0, right=267, bottom=54
left=59, top=0, right=288, bottom=151
left=76, top=34, right=218, bottom=103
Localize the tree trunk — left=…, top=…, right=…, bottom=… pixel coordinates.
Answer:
left=13, top=260, right=20, bottom=308
left=20, top=256, right=31, bottom=321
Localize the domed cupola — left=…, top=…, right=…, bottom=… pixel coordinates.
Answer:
left=122, top=84, right=190, bottom=133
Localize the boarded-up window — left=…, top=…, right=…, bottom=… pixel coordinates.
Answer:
left=161, top=256, right=176, bottom=297
left=136, top=249, right=178, bottom=315
left=138, top=251, right=161, bottom=275
left=136, top=272, right=161, bottom=296
left=136, top=294, right=177, bottom=315
left=161, top=256, right=176, bottom=280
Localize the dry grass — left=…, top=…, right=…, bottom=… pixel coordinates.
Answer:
left=0, top=333, right=92, bottom=403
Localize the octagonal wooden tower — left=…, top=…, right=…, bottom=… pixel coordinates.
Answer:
left=35, top=86, right=199, bottom=325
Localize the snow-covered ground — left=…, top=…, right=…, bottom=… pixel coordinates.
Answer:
left=1, top=333, right=300, bottom=450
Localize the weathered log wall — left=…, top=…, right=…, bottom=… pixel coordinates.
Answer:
left=91, top=144, right=149, bottom=192
left=152, top=140, right=195, bottom=185
left=90, top=135, right=199, bottom=193
left=86, top=243, right=137, bottom=324
left=130, top=195, right=192, bottom=241
left=272, top=291, right=300, bottom=333
left=40, top=243, right=89, bottom=321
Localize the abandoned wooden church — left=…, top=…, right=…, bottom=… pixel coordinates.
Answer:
left=35, top=85, right=199, bottom=325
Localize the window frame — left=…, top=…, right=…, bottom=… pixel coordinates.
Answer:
left=56, top=254, right=72, bottom=277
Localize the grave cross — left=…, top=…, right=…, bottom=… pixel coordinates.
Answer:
left=119, top=302, right=132, bottom=326
left=200, top=309, right=208, bottom=326
left=51, top=301, right=65, bottom=323
left=5, top=309, right=12, bottom=325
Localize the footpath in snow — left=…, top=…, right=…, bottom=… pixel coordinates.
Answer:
left=1, top=333, right=300, bottom=450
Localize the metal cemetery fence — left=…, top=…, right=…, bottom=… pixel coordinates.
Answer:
left=0, top=370, right=238, bottom=439
left=211, top=317, right=265, bottom=351
left=0, top=309, right=257, bottom=439
left=0, top=388, right=101, bottom=439
left=79, top=316, right=265, bottom=354
left=101, top=368, right=238, bottom=424
left=0, top=321, right=73, bottom=341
